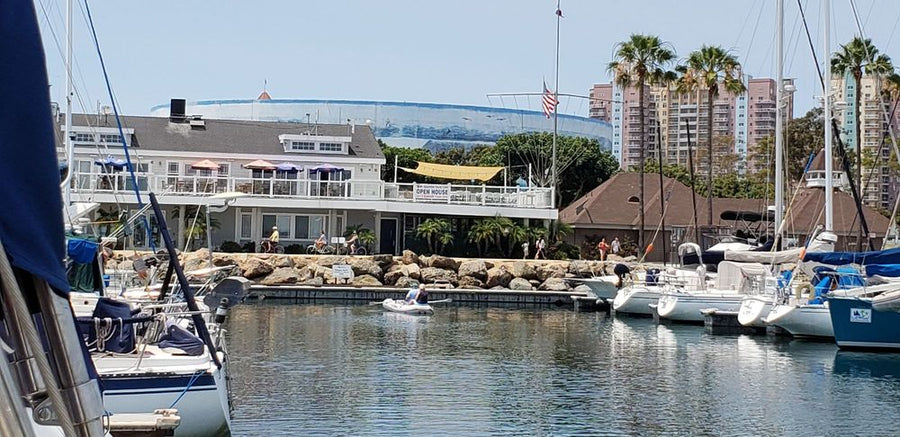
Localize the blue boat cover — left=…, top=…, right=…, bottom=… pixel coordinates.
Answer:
left=867, top=264, right=900, bottom=278
left=67, top=239, right=99, bottom=264
left=159, top=324, right=205, bottom=356
left=0, top=0, right=68, bottom=295
left=804, top=248, right=900, bottom=266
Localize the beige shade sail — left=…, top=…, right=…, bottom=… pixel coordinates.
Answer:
left=399, top=161, right=503, bottom=182
left=243, top=159, right=277, bottom=170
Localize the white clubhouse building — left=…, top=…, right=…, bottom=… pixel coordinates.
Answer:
left=59, top=103, right=555, bottom=254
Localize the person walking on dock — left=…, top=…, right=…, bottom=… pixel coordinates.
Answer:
left=597, top=238, right=610, bottom=261
left=534, top=236, right=546, bottom=259
left=611, top=237, right=620, bottom=256
left=522, top=241, right=529, bottom=259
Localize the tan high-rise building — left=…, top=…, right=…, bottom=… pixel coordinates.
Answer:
left=590, top=77, right=793, bottom=175
left=831, top=73, right=900, bottom=211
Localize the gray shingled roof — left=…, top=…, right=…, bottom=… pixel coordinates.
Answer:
left=62, top=114, right=383, bottom=160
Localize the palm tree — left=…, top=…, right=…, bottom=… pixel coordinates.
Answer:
left=832, top=37, right=894, bottom=195
left=679, top=45, right=745, bottom=226
left=608, top=34, right=676, bottom=253
left=467, top=219, right=494, bottom=256
left=416, top=218, right=452, bottom=255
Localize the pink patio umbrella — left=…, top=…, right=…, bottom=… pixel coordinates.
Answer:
left=190, top=159, right=220, bottom=170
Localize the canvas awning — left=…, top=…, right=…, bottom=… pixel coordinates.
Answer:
left=399, top=161, right=503, bottom=182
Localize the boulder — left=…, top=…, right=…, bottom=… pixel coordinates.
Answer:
left=350, top=258, right=383, bottom=279
left=301, top=276, right=324, bottom=286
left=401, top=250, right=419, bottom=265
left=573, top=284, right=593, bottom=295
left=568, top=260, right=597, bottom=277
left=405, top=263, right=421, bottom=280
left=241, top=258, right=274, bottom=279
left=372, top=254, right=394, bottom=267
left=259, top=267, right=299, bottom=285
left=420, top=267, right=458, bottom=285
left=510, top=261, right=538, bottom=280
left=485, top=266, right=513, bottom=288
left=528, top=279, right=541, bottom=288
left=539, top=277, right=570, bottom=291
left=316, top=255, right=347, bottom=267
left=395, top=276, right=419, bottom=289
left=272, top=255, right=294, bottom=268
left=508, top=277, right=533, bottom=291
left=352, top=275, right=383, bottom=286
left=296, top=265, right=315, bottom=281
left=211, top=256, right=237, bottom=267
left=457, top=276, right=485, bottom=289
left=430, top=255, right=458, bottom=270
left=383, top=269, right=406, bottom=286
left=537, top=263, right=568, bottom=282
left=623, top=255, right=638, bottom=262
left=607, top=254, right=625, bottom=262
left=182, top=257, right=208, bottom=273
left=457, top=259, right=488, bottom=282
left=386, top=262, right=403, bottom=273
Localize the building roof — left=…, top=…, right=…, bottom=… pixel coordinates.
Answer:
left=560, top=172, right=890, bottom=237
left=62, top=114, right=384, bottom=160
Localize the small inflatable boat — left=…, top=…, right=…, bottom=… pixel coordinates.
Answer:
left=382, top=298, right=434, bottom=315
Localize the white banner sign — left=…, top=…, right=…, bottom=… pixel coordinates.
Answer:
left=414, top=184, right=450, bottom=201
left=332, top=264, right=354, bottom=280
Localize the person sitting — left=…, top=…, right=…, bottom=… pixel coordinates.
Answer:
left=405, top=284, right=423, bottom=305
left=345, top=231, right=359, bottom=254
left=264, top=226, right=279, bottom=253
left=315, top=231, right=327, bottom=251
left=412, top=283, right=428, bottom=305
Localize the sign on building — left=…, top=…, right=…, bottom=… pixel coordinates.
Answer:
left=414, top=184, right=450, bottom=201
left=332, top=264, right=354, bottom=284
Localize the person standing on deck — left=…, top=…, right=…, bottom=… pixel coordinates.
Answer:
left=597, top=238, right=610, bottom=261
left=611, top=237, right=620, bottom=256
left=522, top=241, right=529, bottom=259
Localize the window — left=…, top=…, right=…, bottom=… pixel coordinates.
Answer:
left=74, top=132, right=94, bottom=143
left=294, top=216, right=310, bottom=239
left=99, top=134, right=122, bottom=143
left=261, top=214, right=326, bottom=240
left=319, top=142, right=343, bottom=152
left=167, top=162, right=180, bottom=175
left=218, top=164, right=229, bottom=175
left=240, top=214, right=252, bottom=239
left=290, top=141, right=315, bottom=151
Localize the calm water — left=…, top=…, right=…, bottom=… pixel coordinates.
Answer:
left=224, top=302, right=900, bottom=436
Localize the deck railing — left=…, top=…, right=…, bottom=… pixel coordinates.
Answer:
left=71, top=172, right=553, bottom=209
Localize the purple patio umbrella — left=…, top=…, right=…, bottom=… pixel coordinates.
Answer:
left=94, top=156, right=127, bottom=170
left=275, top=162, right=303, bottom=172
left=308, top=164, right=344, bottom=173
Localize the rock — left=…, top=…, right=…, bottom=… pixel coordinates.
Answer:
left=352, top=274, right=383, bottom=286
left=607, top=254, right=625, bottom=262
left=401, top=250, right=419, bottom=265
left=242, top=258, right=274, bottom=279
left=272, top=255, right=294, bottom=268
left=316, top=255, right=347, bottom=267
left=508, top=277, right=533, bottom=290
left=350, top=258, right=383, bottom=279
left=485, top=266, right=513, bottom=288
left=301, top=276, right=324, bottom=286
left=259, top=267, right=299, bottom=285
left=420, top=267, right=458, bottom=285
left=510, top=261, right=538, bottom=280
left=490, top=285, right=506, bottom=290
left=182, top=257, right=207, bottom=273
left=118, top=260, right=134, bottom=271
left=539, top=277, right=570, bottom=291
left=483, top=260, right=495, bottom=270
left=457, top=259, right=488, bottom=281
left=395, top=276, right=418, bottom=289
left=537, top=263, right=568, bottom=282
left=372, top=254, right=394, bottom=267
left=296, top=265, right=315, bottom=281
left=528, top=279, right=541, bottom=288
left=430, top=255, right=458, bottom=270
left=573, top=284, right=593, bottom=295
left=569, top=260, right=597, bottom=277
left=211, top=256, right=237, bottom=267
left=405, top=263, right=421, bottom=280
left=457, top=276, right=485, bottom=289
left=623, top=255, right=638, bottom=262
left=383, top=269, right=406, bottom=286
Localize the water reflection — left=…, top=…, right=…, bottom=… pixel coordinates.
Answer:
left=226, top=302, right=900, bottom=436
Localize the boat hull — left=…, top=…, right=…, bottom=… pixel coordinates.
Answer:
left=766, top=303, right=833, bottom=338
left=568, top=276, right=619, bottom=300
left=656, top=292, right=745, bottom=322
left=829, top=297, right=900, bottom=350
left=738, top=295, right=774, bottom=327
left=101, top=367, right=230, bottom=436
left=382, top=299, right=433, bottom=315
left=612, top=287, right=661, bottom=316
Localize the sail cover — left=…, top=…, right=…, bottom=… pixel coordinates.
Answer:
left=0, top=0, right=69, bottom=295
left=399, top=162, right=503, bottom=181
left=804, top=248, right=900, bottom=266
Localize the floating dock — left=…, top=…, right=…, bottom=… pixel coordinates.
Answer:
left=250, top=285, right=587, bottom=307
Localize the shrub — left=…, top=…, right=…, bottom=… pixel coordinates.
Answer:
left=549, top=241, right=580, bottom=260
left=241, top=241, right=256, bottom=253
left=285, top=244, right=304, bottom=254
left=219, top=240, right=243, bottom=253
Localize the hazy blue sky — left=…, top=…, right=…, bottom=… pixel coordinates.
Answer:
left=38, top=1, right=900, bottom=117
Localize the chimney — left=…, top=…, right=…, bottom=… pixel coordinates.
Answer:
left=169, top=98, right=186, bottom=122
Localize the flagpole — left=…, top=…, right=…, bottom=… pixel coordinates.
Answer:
left=551, top=0, right=560, bottom=209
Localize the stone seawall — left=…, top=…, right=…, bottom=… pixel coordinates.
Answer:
left=108, top=249, right=646, bottom=292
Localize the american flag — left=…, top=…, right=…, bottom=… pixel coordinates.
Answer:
left=542, top=82, right=558, bottom=119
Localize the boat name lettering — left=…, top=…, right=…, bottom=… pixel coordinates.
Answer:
left=850, top=307, right=872, bottom=324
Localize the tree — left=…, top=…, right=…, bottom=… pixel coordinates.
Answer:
left=379, top=140, right=433, bottom=183
left=679, top=45, right=746, bottom=226
left=415, top=218, right=452, bottom=255
left=831, top=37, right=893, bottom=195
left=608, top=34, right=676, bottom=253
left=171, top=206, right=220, bottom=249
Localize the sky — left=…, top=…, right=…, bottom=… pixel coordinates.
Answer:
left=37, top=0, right=900, bottom=118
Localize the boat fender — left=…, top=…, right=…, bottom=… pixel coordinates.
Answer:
left=215, top=298, right=230, bottom=324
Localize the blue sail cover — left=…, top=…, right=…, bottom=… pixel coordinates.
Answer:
left=0, top=0, right=69, bottom=295
left=867, top=264, right=900, bottom=278
left=803, top=248, right=900, bottom=267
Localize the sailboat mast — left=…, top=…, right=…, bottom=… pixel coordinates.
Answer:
left=774, top=0, right=784, bottom=244
left=63, top=0, right=74, bottom=206
left=551, top=0, right=560, bottom=208
left=824, top=0, right=834, bottom=231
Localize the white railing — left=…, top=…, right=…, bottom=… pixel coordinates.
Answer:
left=70, top=172, right=553, bottom=209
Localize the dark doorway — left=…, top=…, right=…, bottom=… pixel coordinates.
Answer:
left=379, top=218, right=398, bottom=255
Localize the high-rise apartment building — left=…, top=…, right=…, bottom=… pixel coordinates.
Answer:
left=831, top=73, right=900, bottom=211
left=590, top=77, right=793, bottom=174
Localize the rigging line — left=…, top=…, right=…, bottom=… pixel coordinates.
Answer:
left=862, top=0, right=875, bottom=29
left=785, top=1, right=807, bottom=75
left=886, top=6, right=900, bottom=48
left=733, top=1, right=759, bottom=51
left=83, top=0, right=156, bottom=252
left=741, top=0, right=767, bottom=69
left=797, top=0, right=825, bottom=90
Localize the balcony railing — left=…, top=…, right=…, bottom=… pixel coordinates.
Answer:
left=71, top=172, right=554, bottom=209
